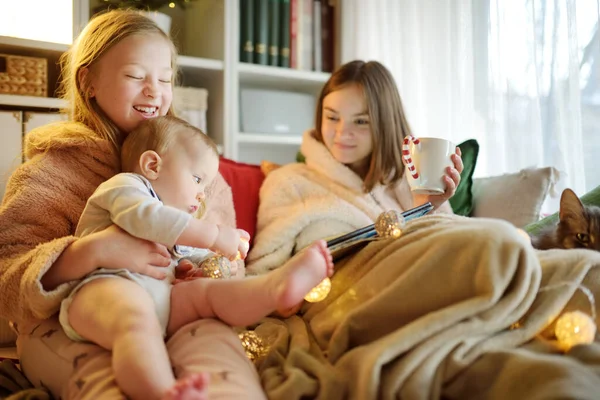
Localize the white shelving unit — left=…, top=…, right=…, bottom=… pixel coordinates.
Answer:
left=0, top=0, right=339, bottom=164
left=237, top=133, right=303, bottom=145
left=0, top=94, right=67, bottom=109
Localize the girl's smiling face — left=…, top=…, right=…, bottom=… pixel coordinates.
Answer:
left=321, top=84, right=373, bottom=177
left=87, top=33, right=174, bottom=133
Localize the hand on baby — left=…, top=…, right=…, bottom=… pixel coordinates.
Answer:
left=93, top=225, right=172, bottom=280
left=211, top=226, right=250, bottom=261
left=413, top=146, right=464, bottom=210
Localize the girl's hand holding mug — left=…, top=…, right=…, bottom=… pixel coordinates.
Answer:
left=402, top=136, right=463, bottom=210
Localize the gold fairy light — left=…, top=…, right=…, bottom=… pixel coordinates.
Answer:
left=304, top=277, right=332, bottom=303
left=375, top=210, right=406, bottom=239
left=198, top=255, right=231, bottom=279
left=555, top=310, right=597, bottom=351
left=238, top=330, right=268, bottom=362
left=535, top=283, right=599, bottom=352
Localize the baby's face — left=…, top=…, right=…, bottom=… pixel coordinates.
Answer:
left=152, top=136, right=219, bottom=214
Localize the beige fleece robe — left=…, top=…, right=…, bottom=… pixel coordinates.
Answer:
left=247, top=130, right=453, bottom=274
left=0, top=121, right=235, bottom=324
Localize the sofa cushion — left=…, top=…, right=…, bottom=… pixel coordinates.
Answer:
left=218, top=158, right=265, bottom=244
left=525, top=184, right=600, bottom=235
left=449, top=139, right=479, bottom=216
left=472, top=167, right=559, bottom=228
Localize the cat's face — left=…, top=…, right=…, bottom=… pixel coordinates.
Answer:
left=557, top=189, right=600, bottom=251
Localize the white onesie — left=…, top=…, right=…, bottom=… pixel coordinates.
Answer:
left=59, top=173, right=212, bottom=340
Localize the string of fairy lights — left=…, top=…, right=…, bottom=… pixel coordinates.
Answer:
left=199, top=210, right=598, bottom=358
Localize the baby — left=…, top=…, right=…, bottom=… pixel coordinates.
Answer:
left=59, top=115, right=334, bottom=400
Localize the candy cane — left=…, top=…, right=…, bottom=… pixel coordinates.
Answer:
left=402, top=136, right=420, bottom=179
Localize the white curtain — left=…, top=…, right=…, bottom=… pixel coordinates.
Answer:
left=340, top=0, right=600, bottom=200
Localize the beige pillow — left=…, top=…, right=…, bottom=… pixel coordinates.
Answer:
left=471, top=167, right=558, bottom=228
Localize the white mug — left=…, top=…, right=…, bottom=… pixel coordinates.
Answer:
left=402, top=136, right=455, bottom=195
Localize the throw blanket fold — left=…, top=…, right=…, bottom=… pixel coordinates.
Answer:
left=251, top=214, right=600, bottom=399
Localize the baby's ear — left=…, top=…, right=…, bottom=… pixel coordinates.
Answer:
left=559, top=188, right=585, bottom=222
left=139, top=150, right=162, bottom=179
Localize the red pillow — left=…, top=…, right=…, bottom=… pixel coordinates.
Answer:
left=218, top=157, right=265, bottom=245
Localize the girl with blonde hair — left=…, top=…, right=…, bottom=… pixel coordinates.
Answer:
left=0, top=9, right=266, bottom=400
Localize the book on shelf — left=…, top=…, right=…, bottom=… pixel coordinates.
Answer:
left=268, top=0, right=280, bottom=66
left=326, top=203, right=435, bottom=261
left=239, top=0, right=335, bottom=72
left=313, top=0, right=322, bottom=72
left=254, top=0, right=269, bottom=65
left=240, top=0, right=255, bottom=63
left=279, top=0, right=291, bottom=67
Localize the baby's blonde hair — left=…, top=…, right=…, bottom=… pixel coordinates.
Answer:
left=58, top=9, right=178, bottom=149
left=121, top=115, right=218, bottom=173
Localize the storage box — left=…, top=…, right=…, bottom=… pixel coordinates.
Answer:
left=173, top=86, right=208, bottom=133
left=0, top=54, right=47, bottom=97
left=240, top=88, right=315, bottom=135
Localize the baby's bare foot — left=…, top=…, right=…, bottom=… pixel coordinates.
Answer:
left=275, top=240, right=334, bottom=309
left=163, top=373, right=209, bottom=400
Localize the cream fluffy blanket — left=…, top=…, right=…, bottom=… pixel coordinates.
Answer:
left=251, top=214, right=600, bottom=399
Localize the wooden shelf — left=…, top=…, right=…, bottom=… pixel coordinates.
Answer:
left=0, top=36, right=223, bottom=73
left=237, top=63, right=330, bottom=94
left=0, top=35, right=68, bottom=54
left=178, top=55, right=223, bottom=71
left=177, top=56, right=224, bottom=86
left=237, top=132, right=302, bottom=145
left=0, top=95, right=67, bottom=109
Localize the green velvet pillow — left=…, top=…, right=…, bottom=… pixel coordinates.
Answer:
left=449, top=139, right=479, bottom=216
left=296, top=139, right=479, bottom=216
left=525, top=184, right=600, bottom=235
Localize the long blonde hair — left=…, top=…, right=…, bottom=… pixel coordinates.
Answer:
left=314, top=60, right=413, bottom=192
left=58, top=9, right=179, bottom=149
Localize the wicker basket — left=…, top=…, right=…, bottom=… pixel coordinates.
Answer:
left=0, top=54, right=48, bottom=97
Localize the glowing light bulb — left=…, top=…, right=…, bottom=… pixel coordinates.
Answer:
left=554, top=310, right=597, bottom=350
left=168, top=2, right=176, bottom=8
left=199, top=255, right=231, bottom=279
left=375, top=210, right=405, bottom=239
left=304, top=277, right=331, bottom=303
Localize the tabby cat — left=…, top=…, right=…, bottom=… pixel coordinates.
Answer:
left=531, top=188, right=600, bottom=251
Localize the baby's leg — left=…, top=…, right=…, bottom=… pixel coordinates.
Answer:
left=68, top=278, right=208, bottom=400
left=168, top=240, right=334, bottom=335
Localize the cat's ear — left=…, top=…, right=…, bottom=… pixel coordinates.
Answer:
left=559, top=188, right=585, bottom=222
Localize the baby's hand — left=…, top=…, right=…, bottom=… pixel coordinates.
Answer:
left=230, top=259, right=246, bottom=278
left=236, top=231, right=250, bottom=260
left=212, top=226, right=250, bottom=260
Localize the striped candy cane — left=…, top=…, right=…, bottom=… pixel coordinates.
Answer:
left=402, top=136, right=420, bottom=179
